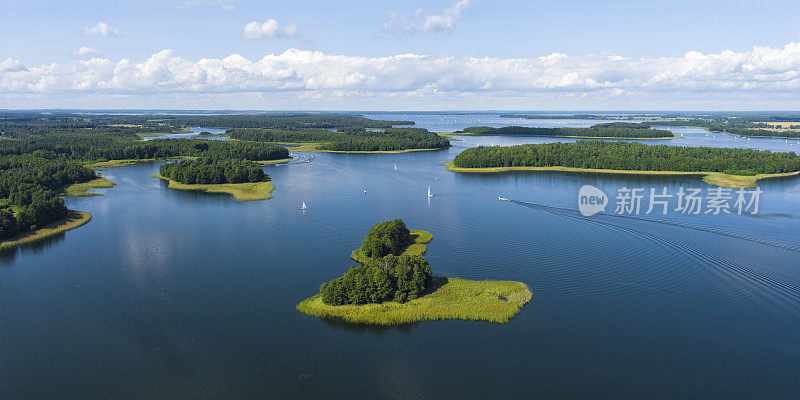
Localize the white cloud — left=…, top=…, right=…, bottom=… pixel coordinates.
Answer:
left=171, top=0, right=235, bottom=11
left=83, top=22, right=120, bottom=37
left=385, top=0, right=470, bottom=34
left=243, top=19, right=301, bottom=40
left=72, top=47, right=100, bottom=58
left=0, top=58, right=25, bottom=72
left=3, top=43, right=800, bottom=109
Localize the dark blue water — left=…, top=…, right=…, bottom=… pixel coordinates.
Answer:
left=1, top=115, right=799, bottom=399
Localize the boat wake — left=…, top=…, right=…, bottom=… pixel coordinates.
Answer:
left=504, top=198, right=800, bottom=314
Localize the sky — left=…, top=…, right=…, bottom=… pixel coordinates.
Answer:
left=1, top=0, right=800, bottom=110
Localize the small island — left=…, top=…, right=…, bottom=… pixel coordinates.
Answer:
left=446, top=141, right=800, bottom=189
left=297, top=219, right=532, bottom=325
left=153, top=158, right=275, bottom=201
left=227, top=127, right=451, bottom=153
left=452, top=123, right=677, bottom=139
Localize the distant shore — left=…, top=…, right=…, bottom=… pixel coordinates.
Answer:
left=443, top=162, right=800, bottom=189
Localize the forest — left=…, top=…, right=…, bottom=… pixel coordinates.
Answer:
left=457, top=123, right=675, bottom=138
left=319, top=254, right=433, bottom=305
left=451, top=141, right=800, bottom=175
left=0, top=112, right=413, bottom=135
left=319, top=219, right=432, bottom=306
left=159, top=159, right=267, bottom=184
left=0, top=156, right=94, bottom=239
left=0, top=113, right=296, bottom=242
left=228, top=127, right=451, bottom=152
left=319, top=219, right=432, bottom=305
left=358, top=219, right=414, bottom=258
left=647, top=119, right=800, bottom=138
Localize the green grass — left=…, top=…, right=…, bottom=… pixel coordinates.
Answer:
left=443, top=162, right=800, bottom=189
left=350, top=229, right=432, bottom=263
left=0, top=210, right=91, bottom=251
left=86, top=159, right=159, bottom=169
left=257, top=157, right=293, bottom=164
left=296, top=277, right=532, bottom=325
left=64, top=177, right=116, bottom=197
left=152, top=173, right=275, bottom=201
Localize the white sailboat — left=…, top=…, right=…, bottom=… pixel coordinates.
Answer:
left=363, top=188, right=367, bottom=194
left=301, top=201, right=307, bottom=210
left=427, top=185, right=434, bottom=198
left=394, top=163, right=398, bottom=171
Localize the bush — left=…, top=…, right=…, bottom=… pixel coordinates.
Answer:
left=359, top=219, right=412, bottom=258
left=320, top=255, right=432, bottom=305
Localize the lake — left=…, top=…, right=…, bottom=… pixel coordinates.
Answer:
left=1, top=114, right=799, bottom=399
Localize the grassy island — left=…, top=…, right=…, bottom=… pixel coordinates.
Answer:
left=297, top=278, right=532, bottom=325
left=64, top=177, right=116, bottom=197
left=298, top=219, right=531, bottom=325
left=453, top=123, right=677, bottom=139
left=447, top=141, right=800, bottom=189
left=0, top=210, right=91, bottom=251
left=152, top=173, right=275, bottom=201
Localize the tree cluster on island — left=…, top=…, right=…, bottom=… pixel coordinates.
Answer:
left=228, top=127, right=451, bottom=152
left=456, top=123, right=675, bottom=138
left=451, top=140, right=800, bottom=175
left=159, top=158, right=268, bottom=185
left=319, top=219, right=433, bottom=306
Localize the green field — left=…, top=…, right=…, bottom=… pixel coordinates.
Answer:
left=152, top=173, right=275, bottom=201
left=297, top=277, right=532, bottom=325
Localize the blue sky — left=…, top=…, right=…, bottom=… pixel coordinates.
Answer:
left=2, top=0, right=800, bottom=109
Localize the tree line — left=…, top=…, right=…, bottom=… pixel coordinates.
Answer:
left=0, top=135, right=289, bottom=162
left=159, top=158, right=267, bottom=184
left=0, top=156, right=94, bottom=239
left=451, top=140, right=800, bottom=175
left=0, top=112, right=412, bottom=136
left=319, top=219, right=433, bottom=306
left=457, top=123, right=675, bottom=138
left=228, top=127, right=451, bottom=152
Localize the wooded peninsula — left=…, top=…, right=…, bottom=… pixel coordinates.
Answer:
left=455, top=122, right=676, bottom=139
left=448, top=141, right=800, bottom=188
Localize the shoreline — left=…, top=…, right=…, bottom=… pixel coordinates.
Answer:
left=152, top=173, right=275, bottom=201
left=444, top=133, right=682, bottom=140
left=297, top=277, right=532, bottom=325
left=300, top=229, right=532, bottom=325
left=0, top=210, right=92, bottom=251
left=442, top=162, right=800, bottom=189
left=273, top=142, right=451, bottom=154
left=87, top=156, right=292, bottom=169
left=64, top=177, right=116, bottom=197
